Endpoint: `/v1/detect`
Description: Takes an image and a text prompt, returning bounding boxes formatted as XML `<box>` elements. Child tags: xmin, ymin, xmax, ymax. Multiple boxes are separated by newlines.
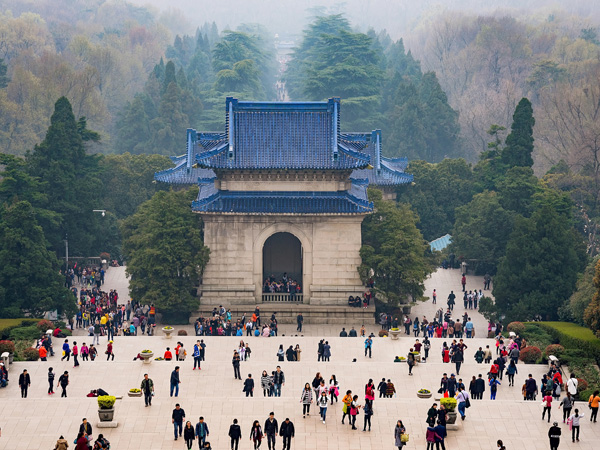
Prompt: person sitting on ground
<box><xmin>54</xmin><ymin>435</ymin><xmax>69</xmax><ymax>450</ymax></box>
<box><xmin>93</xmin><ymin>433</ymin><xmax>110</xmax><ymax>449</ymax></box>
<box><xmin>164</xmin><ymin>347</ymin><xmax>173</xmax><ymax>360</ymax></box>
<box><xmin>339</xmin><ymin>328</ymin><xmax>348</xmax><ymax>337</ymax></box>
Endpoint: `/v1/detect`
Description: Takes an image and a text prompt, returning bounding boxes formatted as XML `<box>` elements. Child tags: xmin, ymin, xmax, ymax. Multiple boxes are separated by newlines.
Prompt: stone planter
<box><xmin>389</xmin><ymin>329</ymin><xmax>401</xmax><ymax>340</ymax></box>
<box><xmin>140</xmin><ymin>352</ymin><xmax>154</xmax><ymax>364</ymax></box>
<box><xmin>417</xmin><ymin>391</ymin><xmax>432</xmax><ymax>399</ymax></box>
<box><xmin>162</xmin><ymin>328</ymin><xmax>173</xmax><ymax>339</ymax></box>
<box><xmin>98</xmin><ymin>408</ymin><xmax>115</xmax><ymax>422</ymax></box>
<box><xmin>128</xmin><ymin>391</ymin><xmax>142</xmax><ymax>398</ymax></box>
<box><xmin>446</xmin><ymin>411</ymin><xmax>458</xmax><ymax>425</ymax></box>
<box><xmin>413</xmin><ymin>353</ymin><xmax>421</xmax><ymax>362</ymax></box>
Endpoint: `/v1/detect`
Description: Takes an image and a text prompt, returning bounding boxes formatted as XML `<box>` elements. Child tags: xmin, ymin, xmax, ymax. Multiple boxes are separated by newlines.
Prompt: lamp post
<box><xmin>64</xmin><ymin>232</ymin><xmax>68</xmax><ymax>270</ymax></box>
<box><xmin>93</xmin><ymin>209</ymin><xmax>106</xmax><ymax>217</ymax></box>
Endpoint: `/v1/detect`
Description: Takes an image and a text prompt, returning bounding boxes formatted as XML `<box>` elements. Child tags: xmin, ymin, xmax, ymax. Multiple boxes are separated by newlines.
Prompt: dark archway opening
<box><xmin>262</xmin><ymin>232</ymin><xmax>303</xmax><ymax>299</ymax></box>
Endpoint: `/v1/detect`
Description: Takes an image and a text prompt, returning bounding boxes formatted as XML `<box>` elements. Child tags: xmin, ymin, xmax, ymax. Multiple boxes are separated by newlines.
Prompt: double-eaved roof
<box><xmin>154</xmin><ymin>97</ymin><xmax>413</xmax><ymax>215</ymax></box>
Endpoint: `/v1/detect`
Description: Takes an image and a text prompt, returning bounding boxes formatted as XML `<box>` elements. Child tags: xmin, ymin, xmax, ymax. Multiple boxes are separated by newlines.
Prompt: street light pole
<box><xmin>64</xmin><ymin>232</ymin><xmax>69</xmax><ymax>269</ymax></box>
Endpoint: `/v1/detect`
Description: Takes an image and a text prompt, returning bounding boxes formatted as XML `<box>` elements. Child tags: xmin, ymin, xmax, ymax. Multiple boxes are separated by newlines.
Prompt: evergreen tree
<box><xmin>0</xmin><ymin>58</ymin><xmax>8</xmax><ymax>89</ymax></box>
<box><xmin>150</xmin><ymin>81</ymin><xmax>189</xmax><ymax>156</ymax></box>
<box><xmin>0</xmin><ymin>201</ymin><xmax>75</xmax><ymax>318</ymax></box>
<box><xmin>121</xmin><ymin>189</ymin><xmax>210</xmax><ymax>322</ymax></box>
<box><xmin>501</xmin><ymin>98</ymin><xmax>535</xmax><ymax>168</ymax></box>
<box><xmin>115</xmin><ymin>95</ymin><xmax>152</xmax><ymax>154</ymax></box>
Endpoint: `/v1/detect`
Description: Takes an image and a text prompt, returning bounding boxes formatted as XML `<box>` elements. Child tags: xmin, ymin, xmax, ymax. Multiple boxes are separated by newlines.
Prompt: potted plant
<box><xmin>412</xmin><ymin>351</ymin><xmax>421</xmax><ymax>362</ymax></box>
<box><xmin>440</xmin><ymin>397</ymin><xmax>458</xmax><ymax>425</ymax></box>
<box><xmin>140</xmin><ymin>349</ymin><xmax>154</xmax><ymax>364</ymax></box>
<box><xmin>128</xmin><ymin>388</ymin><xmax>142</xmax><ymax>397</ymax></box>
<box><xmin>417</xmin><ymin>389</ymin><xmax>432</xmax><ymax>399</ymax></box>
<box><xmin>162</xmin><ymin>326</ymin><xmax>174</xmax><ymax>339</ymax></box>
<box><xmin>97</xmin><ymin>395</ymin><xmax>116</xmax><ymax>422</ymax></box>
<box><xmin>389</xmin><ymin>328</ymin><xmax>401</xmax><ymax>340</ymax></box>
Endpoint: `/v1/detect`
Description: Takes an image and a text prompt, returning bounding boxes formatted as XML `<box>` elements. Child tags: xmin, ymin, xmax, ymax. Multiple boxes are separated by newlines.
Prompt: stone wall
<box><xmin>199</xmin><ymin>214</ymin><xmax>366</xmax><ymax>307</ymax></box>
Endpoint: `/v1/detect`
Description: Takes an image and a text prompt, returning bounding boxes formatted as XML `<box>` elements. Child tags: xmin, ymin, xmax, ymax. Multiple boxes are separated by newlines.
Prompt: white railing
<box><xmin>262</xmin><ymin>293</ymin><xmax>303</xmax><ymax>303</ymax></box>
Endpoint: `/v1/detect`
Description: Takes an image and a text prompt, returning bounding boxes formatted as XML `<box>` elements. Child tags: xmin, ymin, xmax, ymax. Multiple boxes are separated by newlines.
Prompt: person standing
<box><xmin>301</xmin><ymin>383</ymin><xmax>313</xmax><ymax>417</ymax></box>
<box><xmin>461</xmin><ymin>274</ymin><xmax>466</xmax><ymax>292</ymax></box>
<box><xmin>57</xmin><ymin>371</ymin><xmax>69</xmax><ymax>397</ymax></box>
<box><xmin>93</xmin><ymin>321</ymin><xmax>101</xmax><ymax>345</ymax></box>
<box><xmin>432</xmin><ymin>289</ymin><xmax>437</xmax><ymax>304</ymax></box>
<box><xmin>363</xmin><ymin>400</ymin><xmax>373</xmax><ymax>431</ymax></box>
<box><xmin>566</xmin><ymin>373</ymin><xmax>578</xmax><ymax>402</ymax></box>
<box><xmin>447</xmin><ymin>291</ymin><xmax>455</xmax><ymax>311</ymax></box>
<box><xmin>170</xmin><ymin>366</ymin><xmax>181</xmax><ymax>397</ymax></box>
<box><xmin>394</xmin><ymin>420</ymin><xmax>406</xmax><ymax>449</ymax></box>
<box><xmin>548</xmin><ymin>421</ymin><xmax>561</xmax><ymax>450</ymax></box>
<box><xmin>318</xmin><ymin>391</ymin><xmax>329</xmax><ymax>423</ymax></box>
<box><xmin>559</xmin><ymin>393</ymin><xmax>573</xmax><ymax>423</ymax></box>
<box><xmin>280</xmin><ymin>418</ymin><xmax>294</xmax><ymax>450</ymax></box>
<box><xmin>273</xmin><ymin>366</ymin><xmax>285</xmax><ymax>397</ymax></box>
<box><xmin>172</xmin><ymin>404</ymin><xmax>186</xmax><ymax>440</ymax></box>
<box><xmin>364</xmin><ymin>337</ymin><xmax>373</xmax><ymax>358</ymax></box>
<box><xmin>342</xmin><ymin>390</ymin><xmax>353</xmax><ymax>424</ymax></box>
<box><xmin>193</xmin><ymin>341</ymin><xmax>201</xmax><ymax>370</ymax></box>
<box><xmin>542</xmin><ymin>391</ymin><xmax>553</xmax><ymax>422</ymax></box>
<box><xmin>243</xmin><ymin>374</ymin><xmax>255</xmax><ymax>397</ymax></box>
<box><xmin>434</xmin><ymin>420</ymin><xmax>447</xmax><ymax>450</ymax></box>
<box><xmin>47</xmin><ymin>367</ymin><xmax>55</xmax><ymax>395</ymax></box>
<box><xmin>183</xmin><ymin>421</ymin><xmax>195</xmax><ymax>450</ymax></box>
<box><xmin>72</xmin><ymin>341</ymin><xmax>79</xmax><ymax>367</ymax></box>
<box><xmin>232</xmin><ymin>351</ymin><xmax>241</xmax><ymax>380</ymax></box>
<box><xmin>18</xmin><ymin>369</ymin><xmax>31</xmax><ymax>398</ymax></box>
<box><xmin>568</xmin><ymin>409</ymin><xmax>584</xmax><ymax>442</ymax></box>
<box><xmin>407</xmin><ymin>349</ymin><xmax>415</xmax><ymax>376</ymax></box>
<box><xmin>78</xmin><ymin>418</ymin><xmax>92</xmax><ymax>437</ymax></box>
<box><xmin>106</xmin><ymin>340</ymin><xmax>114</xmax><ymax>361</ymax></box>
<box><xmin>195</xmin><ymin>416</ymin><xmax>209</xmax><ymax>448</ymax></box>
<box><xmin>249</xmin><ymin>420</ymin><xmax>262</xmax><ymax>450</ymax></box>
<box><xmin>141</xmin><ymin>373</ymin><xmax>154</xmax><ymax>407</ymax></box>
<box><xmin>296</xmin><ymin>313</ymin><xmax>303</xmax><ymax>332</ymax></box>
<box><xmin>228</xmin><ymin>418</ymin><xmax>242</xmax><ymax>450</ymax></box>
<box><xmin>350</xmin><ymin>395</ymin><xmax>361</xmax><ymax>430</ymax></box>
<box><xmin>322</xmin><ymin>341</ymin><xmax>331</xmax><ymax>361</ymax></box>
<box><xmin>264</xmin><ymin>412</ymin><xmax>278</xmax><ymax>450</ymax></box>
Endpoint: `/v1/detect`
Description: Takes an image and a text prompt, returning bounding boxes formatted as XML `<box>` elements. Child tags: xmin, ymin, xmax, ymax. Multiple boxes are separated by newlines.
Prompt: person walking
<box><xmin>61</xmin><ymin>339</ymin><xmax>71</xmax><ymax>361</ymax></box>
<box><xmin>280</xmin><ymin>418</ymin><xmax>294</xmax><ymax>450</ymax></box>
<box><xmin>364</xmin><ymin>337</ymin><xmax>372</xmax><ymax>358</ymax></box>
<box><xmin>264</xmin><ymin>412</ymin><xmax>278</xmax><ymax>450</ymax></box>
<box><xmin>273</xmin><ymin>366</ymin><xmax>285</xmax><ymax>397</ymax></box>
<box><xmin>243</xmin><ymin>374</ymin><xmax>255</xmax><ymax>397</ymax></box>
<box><xmin>18</xmin><ymin>369</ymin><xmax>31</xmax><ymax>398</ymax></box>
<box><xmin>506</xmin><ymin>360</ymin><xmax>518</xmax><ymax>386</ymax></box>
<box><xmin>57</xmin><ymin>371</ymin><xmax>69</xmax><ymax>397</ymax></box>
<box><xmin>172</xmin><ymin>403</ymin><xmax>186</xmax><ymax>441</ymax></box>
<box><xmin>228</xmin><ymin>418</ymin><xmax>242</xmax><ymax>450</ymax></box>
<box><xmin>193</xmin><ymin>341</ymin><xmax>202</xmax><ymax>370</ymax></box>
<box><xmin>567</xmin><ymin>374</ymin><xmax>579</xmax><ymax>402</ymax></box>
<box><xmin>342</xmin><ymin>390</ymin><xmax>353</xmax><ymax>425</ymax></box>
<box><xmin>232</xmin><ymin>351</ymin><xmax>241</xmax><ymax>380</ymax></box>
<box><xmin>106</xmin><ymin>340</ymin><xmax>114</xmax><ymax>361</ymax></box>
<box><xmin>568</xmin><ymin>409</ymin><xmax>584</xmax><ymax>442</ymax></box>
<box><xmin>72</xmin><ymin>341</ymin><xmax>79</xmax><ymax>367</ymax></box>
<box><xmin>318</xmin><ymin>391</ymin><xmax>329</xmax><ymax>423</ymax></box>
<box><xmin>559</xmin><ymin>392</ymin><xmax>573</xmax><ymax>423</ymax></box>
<box><xmin>141</xmin><ymin>373</ymin><xmax>154</xmax><ymax>406</ymax></box>
<box><xmin>296</xmin><ymin>313</ymin><xmax>303</xmax><ymax>332</ymax></box>
<box><xmin>394</xmin><ymin>420</ymin><xmax>406</xmax><ymax>449</ymax></box>
<box><xmin>170</xmin><ymin>366</ymin><xmax>181</xmax><ymax>397</ymax></box>
<box><xmin>407</xmin><ymin>349</ymin><xmax>415</xmax><ymax>376</ymax></box>
<box><xmin>195</xmin><ymin>416</ymin><xmax>209</xmax><ymax>448</ymax></box>
<box><xmin>588</xmin><ymin>390</ymin><xmax>600</xmax><ymax>422</ymax></box>
<box><xmin>183</xmin><ymin>421</ymin><xmax>195</xmax><ymax>450</ymax></box>
<box><xmin>489</xmin><ymin>377</ymin><xmax>501</xmax><ymax>400</ymax></box>
<box><xmin>249</xmin><ymin>420</ymin><xmax>262</xmax><ymax>450</ymax></box>
<box><xmin>549</xmin><ymin>421</ymin><xmax>561</xmax><ymax>450</ymax></box>
<box><xmin>261</xmin><ymin>370</ymin><xmax>272</xmax><ymax>397</ymax></box>
<box><xmin>47</xmin><ymin>367</ymin><xmax>55</xmax><ymax>395</ymax></box>
<box><xmin>456</xmin><ymin>387</ymin><xmax>469</xmax><ymax>420</ymax></box>
<box><xmin>301</xmin><ymin>383</ymin><xmax>313</xmax><ymax>417</ymax></box>
<box><xmin>542</xmin><ymin>391</ymin><xmax>553</xmax><ymax>422</ymax></box>
<box><xmin>329</xmin><ymin>375</ymin><xmax>339</xmax><ymax>404</ymax></box>
<box><xmin>363</xmin><ymin>399</ymin><xmax>373</xmax><ymax>431</ymax></box>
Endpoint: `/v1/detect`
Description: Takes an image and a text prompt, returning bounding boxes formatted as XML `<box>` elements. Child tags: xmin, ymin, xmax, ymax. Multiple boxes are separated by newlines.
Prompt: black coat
<box><xmin>18</xmin><ymin>373</ymin><xmax>30</xmax><ymax>387</ymax></box>
<box><xmin>183</xmin><ymin>425</ymin><xmax>195</xmax><ymax>440</ymax></box>
<box><xmin>264</xmin><ymin>418</ymin><xmax>278</xmax><ymax>435</ymax></box>
<box><xmin>280</xmin><ymin>421</ymin><xmax>295</xmax><ymax>437</ymax></box>
<box><xmin>228</xmin><ymin>424</ymin><xmax>242</xmax><ymax>439</ymax></box>
<box><xmin>475</xmin><ymin>378</ymin><xmax>486</xmax><ymax>393</ymax></box>
<box><xmin>243</xmin><ymin>378</ymin><xmax>254</xmax><ymax>392</ymax></box>
<box><xmin>79</xmin><ymin>422</ymin><xmax>92</xmax><ymax>436</ymax></box>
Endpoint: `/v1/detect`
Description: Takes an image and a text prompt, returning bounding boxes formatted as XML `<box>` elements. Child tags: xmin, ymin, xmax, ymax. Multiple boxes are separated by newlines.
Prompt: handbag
<box><xmin>401</xmin><ymin>433</ymin><xmax>409</xmax><ymax>443</ymax></box>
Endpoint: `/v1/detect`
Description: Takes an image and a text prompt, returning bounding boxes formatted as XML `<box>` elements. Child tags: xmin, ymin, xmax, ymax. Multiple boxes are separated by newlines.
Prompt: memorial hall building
<box><xmin>155</xmin><ymin>97</ymin><xmax>412</xmax><ymax>322</ymax></box>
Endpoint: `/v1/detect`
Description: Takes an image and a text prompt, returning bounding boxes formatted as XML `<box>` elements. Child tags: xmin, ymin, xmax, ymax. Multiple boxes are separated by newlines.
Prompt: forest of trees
<box><xmin>2</xmin><ymin>0</ymin><xmax>600</xmax><ymax>329</ymax></box>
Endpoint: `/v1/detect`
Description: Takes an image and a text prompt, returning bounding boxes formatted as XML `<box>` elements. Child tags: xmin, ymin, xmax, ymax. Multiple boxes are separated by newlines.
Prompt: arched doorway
<box><xmin>262</xmin><ymin>232</ymin><xmax>303</xmax><ymax>301</ymax></box>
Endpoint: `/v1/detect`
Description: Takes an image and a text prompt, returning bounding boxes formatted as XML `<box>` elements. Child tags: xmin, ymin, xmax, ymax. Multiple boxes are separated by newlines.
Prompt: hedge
<box><xmin>0</xmin><ymin>319</ymin><xmax>44</xmax><ymax>340</ymax></box>
<box><xmin>544</xmin><ymin>344</ymin><xmax>565</xmax><ymax>359</ymax></box>
<box><xmin>507</xmin><ymin>322</ymin><xmax>526</xmax><ymax>334</ymax></box>
<box><xmin>9</xmin><ymin>325</ymin><xmax>42</xmax><ymax>341</ymax></box>
<box><xmin>21</xmin><ymin>347</ymin><xmax>39</xmax><ymax>361</ymax></box>
<box><xmin>536</xmin><ymin>322</ymin><xmax>600</xmax><ymax>363</ymax></box>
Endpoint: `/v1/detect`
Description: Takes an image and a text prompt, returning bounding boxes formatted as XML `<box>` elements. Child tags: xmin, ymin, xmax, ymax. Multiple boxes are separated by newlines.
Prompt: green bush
<box><xmin>544</xmin><ymin>344</ymin><xmax>565</xmax><ymax>359</ymax></box>
<box><xmin>537</xmin><ymin>322</ymin><xmax>600</xmax><ymax>364</ymax></box>
<box><xmin>440</xmin><ymin>397</ymin><xmax>457</xmax><ymax>411</ymax></box>
<box><xmin>97</xmin><ymin>395</ymin><xmax>116</xmax><ymax>409</ymax></box>
<box><xmin>9</xmin><ymin>325</ymin><xmax>41</xmax><ymax>341</ymax></box>
<box><xmin>519</xmin><ymin>346</ymin><xmax>542</xmax><ymax>363</ymax></box>
<box><xmin>0</xmin><ymin>319</ymin><xmax>30</xmax><ymax>340</ymax></box>
<box><xmin>507</xmin><ymin>322</ymin><xmax>526</xmax><ymax>334</ymax></box>
<box><xmin>0</xmin><ymin>340</ymin><xmax>15</xmax><ymax>354</ymax></box>
<box><xmin>21</xmin><ymin>347</ymin><xmax>39</xmax><ymax>361</ymax></box>
<box><xmin>560</xmin><ymin>349</ymin><xmax>587</xmax><ymax>365</ymax></box>
<box><xmin>36</xmin><ymin>319</ymin><xmax>54</xmax><ymax>332</ymax></box>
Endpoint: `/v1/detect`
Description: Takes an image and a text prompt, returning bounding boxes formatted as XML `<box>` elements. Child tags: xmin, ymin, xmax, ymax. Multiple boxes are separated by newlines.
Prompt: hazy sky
<box><xmin>130</xmin><ymin>0</ymin><xmax>600</xmax><ymax>39</ymax></box>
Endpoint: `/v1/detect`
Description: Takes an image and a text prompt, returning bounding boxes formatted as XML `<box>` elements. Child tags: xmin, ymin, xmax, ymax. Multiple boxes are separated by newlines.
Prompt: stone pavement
<box><xmin>1</xmin><ymin>268</ymin><xmax>598</xmax><ymax>449</ymax></box>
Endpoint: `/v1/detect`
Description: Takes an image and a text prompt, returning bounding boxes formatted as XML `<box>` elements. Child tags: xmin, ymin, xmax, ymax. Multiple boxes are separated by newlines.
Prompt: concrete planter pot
<box><xmin>162</xmin><ymin>328</ymin><xmax>173</xmax><ymax>339</ymax></box>
<box><xmin>417</xmin><ymin>391</ymin><xmax>432</xmax><ymax>399</ymax></box>
<box><xmin>389</xmin><ymin>329</ymin><xmax>401</xmax><ymax>340</ymax></box>
<box><xmin>98</xmin><ymin>408</ymin><xmax>115</xmax><ymax>422</ymax></box>
<box><xmin>446</xmin><ymin>411</ymin><xmax>458</xmax><ymax>425</ymax></box>
<box><xmin>128</xmin><ymin>391</ymin><xmax>142</xmax><ymax>397</ymax></box>
<box><xmin>141</xmin><ymin>352</ymin><xmax>154</xmax><ymax>364</ymax></box>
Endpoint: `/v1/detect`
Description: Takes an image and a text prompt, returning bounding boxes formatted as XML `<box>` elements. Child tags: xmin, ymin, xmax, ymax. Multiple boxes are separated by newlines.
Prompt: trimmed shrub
<box><xmin>9</xmin><ymin>325</ymin><xmax>41</xmax><ymax>341</ymax></box>
<box><xmin>544</xmin><ymin>344</ymin><xmax>565</xmax><ymax>359</ymax></box>
<box><xmin>507</xmin><ymin>322</ymin><xmax>526</xmax><ymax>334</ymax></box>
<box><xmin>97</xmin><ymin>395</ymin><xmax>116</xmax><ymax>409</ymax></box>
<box><xmin>519</xmin><ymin>346</ymin><xmax>542</xmax><ymax>363</ymax></box>
<box><xmin>0</xmin><ymin>340</ymin><xmax>15</xmax><ymax>354</ymax></box>
<box><xmin>177</xmin><ymin>330</ymin><xmax>187</xmax><ymax>336</ymax></box>
<box><xmin>537</xmin><ymin>322</ymin><xmax>600</xmax><ymax>364</ymax></box>
<box><xmin>440</xmin><ymin>397</ymin><xmax>457</xmax><ymax>411</ymax></box>
<box><xmin>21</xmin><ymin>347</ymin><xmax>39</xmax><ymax>361</ymax></box>
<box><xmin>36</xmin><ymin>319</ymin><xmax>54</xmax><ymax>332</ymax></box>
<box><xmin>577</xmin><ymin>378</ymin><xmax>589</xmax><ymax>393</ymax></box>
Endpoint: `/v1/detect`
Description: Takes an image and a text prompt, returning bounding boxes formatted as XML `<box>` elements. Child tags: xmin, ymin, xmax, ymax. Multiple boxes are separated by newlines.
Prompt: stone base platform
<box><xmin>97</xmin><ymin>421</ymin><xmax>118</xmax><ymax>428</ymax></box>
<box><xmin>193</xmin><ymin>303</ymin><xmax>376</xmax><ymax>325</ymax></box>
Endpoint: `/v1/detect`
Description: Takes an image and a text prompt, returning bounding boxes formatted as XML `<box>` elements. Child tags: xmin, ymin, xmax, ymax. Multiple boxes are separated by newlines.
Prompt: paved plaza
<box><xmin>0</xmin><ymin>268</ymin><xmax>599</xmax><ymax>449</ymax></box>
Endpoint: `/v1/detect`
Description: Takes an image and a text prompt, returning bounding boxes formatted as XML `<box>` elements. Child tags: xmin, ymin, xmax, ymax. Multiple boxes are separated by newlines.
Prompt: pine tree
<box><xmin>501</xmin><ymin>98</ymin><xmax>535</xmax><ymax>168</ymax></box>
<box><xmin>0</xmin><ymin>58</ymin><xmax>8</xmax><ymax>89</ymax></box>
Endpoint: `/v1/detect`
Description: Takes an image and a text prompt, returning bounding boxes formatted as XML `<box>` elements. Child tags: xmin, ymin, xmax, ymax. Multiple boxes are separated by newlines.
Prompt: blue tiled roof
<box><xmin>430</xmin><ymin>234</ymin><xmax>452</xmax><ymax>252</ymax></box>
<box><xmin>154</xmin><ymin>157</ymin><xmax>216</xmax><ymax>184</ymax></box>
<box><xmin>192</xmin><ymin>182</ymin><xmax>373</xmax><ymax>215</ymax></box>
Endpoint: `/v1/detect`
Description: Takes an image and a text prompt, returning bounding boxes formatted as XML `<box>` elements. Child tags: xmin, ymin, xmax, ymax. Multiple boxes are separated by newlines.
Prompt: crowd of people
<box><xmin>263</xmin><ymin>273</ymin><xmax>302</xmax><ymax>296</ymax></box>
